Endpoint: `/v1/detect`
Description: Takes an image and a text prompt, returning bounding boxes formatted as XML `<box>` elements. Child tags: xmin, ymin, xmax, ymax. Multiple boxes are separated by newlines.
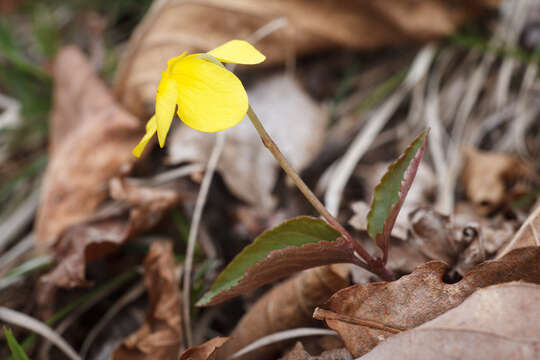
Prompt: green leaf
<box><xmin>197</xmin><ymin>217</ymin><xmax>355</xmax><ymax>306</ymax></box>
<box><xmin>367</xmin><ymin>129</ymin><xmax>428</xmax><ymax>262</ymax></box>
<box><xmin>4</xmin><ymin>328</ymin><xmax>30</xmax><ymax>360</ymax></box>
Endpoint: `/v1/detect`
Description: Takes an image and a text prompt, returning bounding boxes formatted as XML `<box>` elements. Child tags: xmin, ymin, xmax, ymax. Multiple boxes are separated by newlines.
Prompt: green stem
<box><xmin>246</xmin><ymin>106</ymin><xmax>394</xmax><ymax>281</ymax></box>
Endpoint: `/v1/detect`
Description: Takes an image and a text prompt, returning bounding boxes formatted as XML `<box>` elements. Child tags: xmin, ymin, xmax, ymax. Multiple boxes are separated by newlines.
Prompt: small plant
<box><xmin>132</xmin><ymin>40</ymin><xmax>428</xmax><ymax>306</ymax></box>
<box><xmin>4</xmin><ymin>327</ymin><xmax>30</xmax><ymax>360</ymax></box>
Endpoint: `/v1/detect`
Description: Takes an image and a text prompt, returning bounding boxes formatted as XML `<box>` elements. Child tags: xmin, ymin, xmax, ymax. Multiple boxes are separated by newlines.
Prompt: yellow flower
<box><xmin>132</xmin><ymin>40</ymin><xmax>266</xmax><ymax>157</ymax></box>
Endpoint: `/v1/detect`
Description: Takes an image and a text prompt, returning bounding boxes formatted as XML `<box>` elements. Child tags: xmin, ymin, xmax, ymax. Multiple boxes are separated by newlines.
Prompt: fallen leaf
<box><xmin>281</xmin><ymin>342</ymin><xmax>352</xmax><ymax>360</ymax></box>
<box><xmin>40</xmin><ymin>178</ymin><xmax>182</xmax><ymax>289</ymax></box>
<box><xmin>216</xmin><ymin>265</ymin><xmax>350</xmax><ymax>360</ymax></box>
<box><xmin>359</xmin><ymin>282</ymin><xmax>540</xmax><ymax>360</ymax></box>
<box><xmin>462</xmin><ymin>148</ymin><xmax>536</xmax><ymax>213</ymax></box>
<box><xmin>314</xmin><ymin>246</ymin><xmax>540</xmax><ymax>357</ymax></box>
<box><xmin>168</xmin><ymin>74</ymin><xmax>325</xmax><ymax>209</ymax></box>
<box><xmin>112</xmin><ymin>241</ymin><xmax>183</xmax><ymax>360</ymax></box>
<box><xmin>198</xmin><ymin>217</ymin><xmax>354</xmax><ymax>307</ymax></box>
<box><xmin>367</xmin><ymin>130</ymin><xmax>428</xmax><ymax>262</ymax></box>
<box><xmin>35</xmin><ymin>46</ymin><xmax>141</xmax><ymax>248</ymax></box>
<box><xmin>114</xmin><ymin>0</ymin><xmax>499</xmax><ymax>116</ymax></box>
<box><xmin>179</xmin><ymin>337</ymin><xmax>229</xmax><ymax>360</ymax></box>
<box><xmin>497</xmin><ymin>205</ymin><xmax>540</xmax><ymax>258</ymax></box>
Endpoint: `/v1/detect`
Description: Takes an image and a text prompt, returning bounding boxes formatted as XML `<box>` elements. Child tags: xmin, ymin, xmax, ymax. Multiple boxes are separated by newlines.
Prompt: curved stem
<box><xmin>247</xmin><ymin>106</ymin><xmax>394</xmax><ymax>281</ymax></box>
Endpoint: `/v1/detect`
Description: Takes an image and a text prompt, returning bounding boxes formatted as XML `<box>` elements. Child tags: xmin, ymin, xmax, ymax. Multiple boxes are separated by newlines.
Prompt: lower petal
<box><xmin>132</xmin><ymin>115</ymin><xmax>157</xmax><ymax>158</ymax></box>
<box><xmin>155</xmin><ymin>76</ymin><xmax>178</xmax><ymax>147</ymax></box>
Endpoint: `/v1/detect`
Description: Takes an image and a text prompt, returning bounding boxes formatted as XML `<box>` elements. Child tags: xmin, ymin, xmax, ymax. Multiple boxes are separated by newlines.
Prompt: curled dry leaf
<box><xmin>35</xmin><ymin>46</ymin><xmax>141</xmax><ymax>248</ymax></box>
<box><xmin>114</xmin><ymin>0</ymin><xmax>500</xmax><ymax>116</ymax></box>
<box><xmin>497</xmin><ymin>205</ymin><xmax>540</xmax><ymax>258</ymax></box>
<box><xmin>359</xmin><ymin>282</ymin><xmax>540</xmax><ymax>360</ymax></box>
<box><xmin>168</xmin><ymin>74</ymin><xmax>325</xmax><ymax>209</ymax></box>
<box><xmin>112</xmin><ymin>241</ymin><xmax>183</xmax><ymax>360</ymax></box>
<box><xmin>462</xmin><ymin>148</ymin><xmax>537</xmax><ymax>213</ymax></box>
<box><xmin>179</xmin><ymin>337</ymin><xmax>229</xmax><ymax>360</ymax></box>
<box><xmin>40</xmin><ymin>178</ymin><xmax>182</xmax><ymax>290</ymax></box>
<box><xmin>280</xmin><ymin>342</ymin><xmax>352</xmax><ymax>360</ymax></box>
<box><xmin>314</xmin><ymin>246</ymin><xmax>540</xmax><ymax>357</ymax></box>
<box><xmin>215</xmin><ymin>265</ymin><xmax>350</xmax><ymax>360</ymax></box>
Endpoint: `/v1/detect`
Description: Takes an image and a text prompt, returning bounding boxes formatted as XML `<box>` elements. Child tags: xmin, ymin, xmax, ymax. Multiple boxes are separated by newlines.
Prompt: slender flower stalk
<box><xmin>246</xmin><ymin>106</ymin><xmax>394</xmax><ymax>281</ymax></box>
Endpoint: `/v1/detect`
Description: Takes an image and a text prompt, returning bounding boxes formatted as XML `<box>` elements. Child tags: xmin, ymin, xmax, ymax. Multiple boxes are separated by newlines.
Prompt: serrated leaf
<box><xmin>4</xmin><ymin>328</ymin><xmax>30</xmax><ymax>360</ymax></box>
<box><xmin>197</xmin><ymin>216</ymin><xmax>355</xmax><ymax>306</ymax></box>
<box><xmin>367</xmin><ymin>129</ymin><xmax>428</xmax><ymax>262</ymax></box>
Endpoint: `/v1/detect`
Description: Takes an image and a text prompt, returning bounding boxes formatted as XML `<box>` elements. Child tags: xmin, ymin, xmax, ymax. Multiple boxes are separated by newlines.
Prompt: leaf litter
<box><xmin>1</xmin><ymin>1</ymin><xmax>540</xmax><ymax>360</ymax></box>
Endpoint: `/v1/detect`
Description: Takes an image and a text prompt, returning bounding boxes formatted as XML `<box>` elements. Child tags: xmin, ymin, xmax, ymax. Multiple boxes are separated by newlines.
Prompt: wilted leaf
<box><xmin>40</xmin><ymin>178</ymin><xmax>182</xmax><ymax>290</ymax></box>
<box><xmin>112</xmin><ymin>241</ymin><xmax>183</xmax><ymax>360</ymax></box>
<box><xmin>4</xmin><ymin>328</ymin><xmax>30</xmax><ymax>360</ymax></box>
<box><xmin>35</xmin><ymin>46</ymin><xmax>141</xmax><ymax>248</ymax></box>
<box><xmin>462</xmin><ymin>148</ymin><xmax>537</xmax><ymax>213</ymax></box>
<box><xmin>359</xmin><ymin>283</ymin><xmax>540</xmax><ymax>360</ymax></box>
<box><xmin>114</xmin><ymin>0</ymin><xmax>499</xmax><ymax>116</ymax></box>
<box><xmin>216</xmin><ymin>265</ymin><xmax>350</xmax><ymax>360</ymax></box>
<box><xmin>366</xmin><ymin>130</ymin><xmax>428</xmax><ymax>261</ymax></box>
<box><xmin>315</xmin><ymin>246</ymin><xmax>540</xmax><ymax>357</ymax></box>
<box><xmin>197</xmin><ymin>217</ymin><xmax>354</xmax><ymax>306</ymax></box>
<box><xmin>497</xmin><ymin>205</ymin><xmax>540</xmax><ymax>258</ymax></box>
<box><xmin>280</xmin><ymin>342</ymin><xmax>352</xmax><ymax>360</ymax></box>
<box><xmin>179</xmin><ymin>337</ymin><xmax>229</xmax><ymax>360</ymax></box>
<box><xmin>168</xmin><ymin>74</ymin><xmax>326</xmax><ymax>209</ymax></box>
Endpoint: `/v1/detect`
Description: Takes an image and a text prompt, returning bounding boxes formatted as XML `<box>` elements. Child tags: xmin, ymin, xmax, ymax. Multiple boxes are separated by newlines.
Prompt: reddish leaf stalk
<box><xmin>247</xmin><ymin>106</ymin><xmax>394</xmax><ymax>281</ymax></box>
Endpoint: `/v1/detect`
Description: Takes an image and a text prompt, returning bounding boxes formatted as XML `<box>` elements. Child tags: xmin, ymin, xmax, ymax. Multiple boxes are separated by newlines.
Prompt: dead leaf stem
<box><xmin>313</xmin><ymin>308</ymin><xmax>402</xmax><ymax>334</ymax></box>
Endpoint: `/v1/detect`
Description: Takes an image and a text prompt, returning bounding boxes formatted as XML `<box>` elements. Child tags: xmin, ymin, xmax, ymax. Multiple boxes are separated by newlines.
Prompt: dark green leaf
<box><xmin>198</xmin><ymin>217</ymin><xmax>355</xmax><ymax>306</ymax></box>
<box><xmin>367</xmin><ymin>130</ymin><xmax>428</xmax><ymax>262</ymax></box>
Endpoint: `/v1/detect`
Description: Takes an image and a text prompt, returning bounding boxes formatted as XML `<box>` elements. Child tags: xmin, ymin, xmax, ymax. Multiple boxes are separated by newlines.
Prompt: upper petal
<box><xmin>171</xmin><ymin>55</ymin><xmax>248</xmax><ymax>132</ymax></box>
<box><xmin>207</xmin><ymin>40</ymin><xmax>265</xmax><ymax>65</ymax></box>
<box><xmin>155</xmin><ymin>74</ymin><xmax>178</xmax><ymax>147</ymax></box>
<box><xmin>132</xmin><ymin>115</ymin><xmax>157</xmax><ymax>158</ymax></box>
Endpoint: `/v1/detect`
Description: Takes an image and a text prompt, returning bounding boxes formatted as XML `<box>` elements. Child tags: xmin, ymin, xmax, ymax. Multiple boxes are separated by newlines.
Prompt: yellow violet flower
<box><xmin>132</xmin><ymin>40</ymin><xmax>266</xmax><ymax>157</ymax></box>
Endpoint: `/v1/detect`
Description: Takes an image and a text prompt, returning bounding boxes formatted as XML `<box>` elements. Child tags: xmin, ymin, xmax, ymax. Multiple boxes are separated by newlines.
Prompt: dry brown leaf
<box><xmin>112</xmin><ymin>241</ymin><xmax>183</xmax><ymax>360</ymax></box>
<box><xmin>359</xmin><ymin>282</ymin><xmax>540</xmax><ymax>360</ymax></box>
<box><xmin>497</xmin><ymin>205</ymin><xmax>540</xmax><ymax>258</ymax></box>
<box><xmin>114</xmin><ymin>0</ymin><xmax>499</xmax><ymax>116</ymax></box>
<box><xmin>168</xmin><ymin>74</ymin><xmax>325</xmax><ymax>209</ymax></box>
<box><xmin>462</xmin><ymin>148</ymin><xmax>536</xmax><ymax>213</ymax></box>
<box><xmin>178</xmin><ymin>337</ymin><xmax>229</xmax><ymax>360</ymax></box>
<box><xmin>215</xmin><ymin>265</ymin><xmax>350</xmax><ymax>360</ymax></box>
<box><xmin>281</xmin><ymin>342</ymin><xmax>352</xmax><ymax>360</ymax></box>
<box><xmin>314</xmin><ymin>246</ymin><xmax>540</xmax><ymax>357</ymax></box>
<box><xmin>40</xmin><ymin>178</ymin><xmax>182</xmax><ymax>290</ymax></box>
<box><xmin>35</xmin><ymin>46</ymin><xmax>142</xmax><ymax>248</ymax></box>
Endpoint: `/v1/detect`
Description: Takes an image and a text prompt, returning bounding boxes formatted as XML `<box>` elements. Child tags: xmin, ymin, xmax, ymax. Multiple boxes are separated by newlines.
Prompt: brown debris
<box><xmin>280</xmin><ymin>342</ymin><xmax>352</xmax><ymax>360</ymax></box>
<box><xmin>35</xmin><ymin>46</ymin><xmax>142</xmax><ymax>248</ymax></box>
<box><xmin>315</xmin><ymin>247</ymin><xmax>540</xmax><ymax>357</ymax></box>
<box><xmin>40</xmin><ymin>178</ymin><xmax>182</xmax><ymax>290</ymax></box>
<box><xmin>497</xmin><ymin>205</ymin><xmax>540</xmax><ymax>258</ymax></box>
<box><xmin>112</xmin><ymin>241</ymin><xmax>183</xmax><ymax>360</ymax></box>
<box><xmin>215</xmin><ymin>265</ymin><xmax>350</xmax><ymax>360</ymax></box>
<box><xmin>114</xmin><ymin>0</ymin><xmax>499</xmax><ymax>116</ymax></box>
<box><xmin>360</xmin><ymin>283</ymin><xmax>540</xmax><ymax>360</ymax></box>
<box><xmin>178</xmin><ymin>337</ymin><xmax>229</xmax><ymax>360</ymax></box>
<box><xmin>462</xmin><ymin>148</ymin><xmax>536</xmax><ymax>213</ymax></box>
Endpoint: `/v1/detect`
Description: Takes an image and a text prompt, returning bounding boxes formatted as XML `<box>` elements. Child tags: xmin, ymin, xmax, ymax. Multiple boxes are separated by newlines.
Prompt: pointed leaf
<box><xmin>367</xmin><ymin>129</ymin><xmax>428</xmax><ymax>262</ymax></box>
<box><xmin>197</xmin><ymin>217</ymin><xmax>355</xmax><ymax>306</ymax></box>
<box><xmin>4</xmin><ymin>328</ymin><xmax>30</xmax><ymax>360</ymax></box>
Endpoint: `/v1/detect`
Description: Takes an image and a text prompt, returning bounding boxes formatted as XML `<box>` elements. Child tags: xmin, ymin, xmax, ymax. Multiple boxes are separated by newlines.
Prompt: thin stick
<box><xmin>228</xmin><ymin>328</ymin><xmax>337</xmax><ymax>360</ymax></box>
<box><xmin>247</xmin><ymin>106</ymin><xmax>395</xmax><ymax>281</ymax></box>
<box><xmin>313</xmin><ymin>308</ymin><xmax>403</xmax><ymax>334</ymax></box>
<box><xmin>0</xmin><ymin>307</ymin><xmax>81</xmax><ymax>360</ymax></box>
<box><xmin>183</xmin><ymin>133</ymin><xmax>225</xmax><ymax>347</ymax></box>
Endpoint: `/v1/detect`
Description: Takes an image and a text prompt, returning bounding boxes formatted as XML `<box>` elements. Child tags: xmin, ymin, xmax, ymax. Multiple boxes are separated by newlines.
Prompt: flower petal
<box><xmin>172</xmin><ymin>56</ymin><xmax>248</xmax><ymax>132</ymax></box>
<box><xmin>132</xmin><ymin>115</ymin><xmax>157</xmax><ymax>158</ymax></box>
<box><xmin>155</xmin><ymin>74</ymin><xmax>178</xmax><ymax>147</ymax></box>
<box><xmin>207</xmin><ymin>40</ymin><xmax>265</xmax><ymax>65</ymax></box>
